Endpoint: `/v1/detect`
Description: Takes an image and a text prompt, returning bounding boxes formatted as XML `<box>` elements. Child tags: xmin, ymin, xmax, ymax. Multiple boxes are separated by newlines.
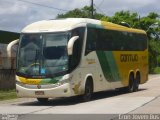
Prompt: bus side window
<box><xmin>85</xmin><ymin>28</ymin><xmax>97</xmax><ymax>55</ymax></box>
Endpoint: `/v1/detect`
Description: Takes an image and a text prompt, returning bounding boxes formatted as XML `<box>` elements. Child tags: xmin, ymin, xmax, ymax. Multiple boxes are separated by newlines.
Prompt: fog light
<box><xmin>64</xmin><ymin>89</ymin><xmax>68</xmax><ymax>93</ymax></box>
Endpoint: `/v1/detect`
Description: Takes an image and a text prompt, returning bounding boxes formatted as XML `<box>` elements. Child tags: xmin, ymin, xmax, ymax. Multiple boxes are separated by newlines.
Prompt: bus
<box><xmin>8</xmin><ymin>18</ymin><xmax>148</xmax><ymax>102</ymax></box>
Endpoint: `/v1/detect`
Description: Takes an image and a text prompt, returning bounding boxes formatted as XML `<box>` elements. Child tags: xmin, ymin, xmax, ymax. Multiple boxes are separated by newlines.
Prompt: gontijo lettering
<box><xmin>120</xmin><ymin>54</ymin><xmax>138</xmax><ymax>62</ymax></box>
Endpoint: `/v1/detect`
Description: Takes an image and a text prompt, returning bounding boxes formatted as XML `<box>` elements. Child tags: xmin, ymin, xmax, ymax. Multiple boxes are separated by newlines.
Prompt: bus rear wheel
<box><xmin>82</xmin><ymin>79</ymin><xmax>93</xmax><ymax>102</ymax></box>
<box><xmin>133</xmin><ymin>74</ymin><xmax>140</xmax><ymax>92</ymax></box>
<box><xmin>37</xmin><ymin>98</ymin><xmax>48</xmax><ymax>103</ymax></box>
<box><xmin>127</xmin><ymin>74</ymin><xmax>134</xmax><ymax>93</ymax></box>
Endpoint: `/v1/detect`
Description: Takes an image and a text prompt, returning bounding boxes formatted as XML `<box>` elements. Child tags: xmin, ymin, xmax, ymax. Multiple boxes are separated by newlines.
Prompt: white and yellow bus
<box><xmin>11</xmin><ymin>18</ymin><xmax>148</xmax><ymax>102</ymax></box>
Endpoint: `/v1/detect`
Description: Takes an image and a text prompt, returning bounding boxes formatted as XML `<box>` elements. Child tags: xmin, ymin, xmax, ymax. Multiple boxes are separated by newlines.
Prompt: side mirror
<box><xmin>67</xmin><ymin>36</ymin><xmax>79</xmax><ymax>55</ymax></box>
<box><xmin>7</xmin><ymin>39</ymin><xmax>19</xmax><ymax>57</ymax></box>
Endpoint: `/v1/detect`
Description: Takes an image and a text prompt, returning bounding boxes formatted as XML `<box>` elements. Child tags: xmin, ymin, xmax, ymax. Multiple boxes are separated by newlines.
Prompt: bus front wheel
<box><xmin>82</xmin><ymin>79</ymin><xmax>93</xmax><ymax>102</ymax></box>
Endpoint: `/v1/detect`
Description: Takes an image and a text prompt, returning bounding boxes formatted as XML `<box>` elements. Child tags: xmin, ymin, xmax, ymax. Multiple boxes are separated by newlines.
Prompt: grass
<box><xmin>0</xmin><ymin>89</ymin><xmax>17</xmax><ymax>101</ymax></box>
<box><xmin>153</xmin><ymin>67</ymin><xmax>160</xmax><ymax>74</ymax></box>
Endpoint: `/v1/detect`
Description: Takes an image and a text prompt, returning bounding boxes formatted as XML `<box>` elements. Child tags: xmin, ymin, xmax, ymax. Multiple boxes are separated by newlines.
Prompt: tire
<box><xmin>133</xmin><ymin>74</ymin><xmax>140</xmax><ymax>92</ymax></box>
<box><xmin>127</xmin><ymin>74</ymin><xmax>134</xmax><ymax>93</ymax></box>
<box><xmin>37</xmin><ymin>98</ymin><xmax>48</xmax><ymax>103</ymax></box>
<box><xmin>82</xmin><ymin>80</ymin><xmax>93</xmax><ymax>102</ymax></box>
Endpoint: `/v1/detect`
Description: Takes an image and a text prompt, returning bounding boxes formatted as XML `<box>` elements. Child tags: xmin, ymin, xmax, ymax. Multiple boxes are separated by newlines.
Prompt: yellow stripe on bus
<box><xmin>18</xmin><ymin>76</ymin><xmax>42</xmax><ymax>85</ymax></box>
<box><xmin>101</xmin><ymin>21</ymin><xmax>146</xmax><ymax>34</ymax></box>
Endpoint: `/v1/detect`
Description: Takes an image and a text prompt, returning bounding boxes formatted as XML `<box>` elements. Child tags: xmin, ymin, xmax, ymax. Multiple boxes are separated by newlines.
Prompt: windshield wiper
<box><xmin>34</xmin><ymin>50</ymin><xmax>40</xmax><ymax>69</ymax></box>
<box><xmin>35</xmin><ymin>49</ymin><xmax>42</xmax><ymax>75</ymax></box>
<box><xmin>35</xmin><ymin>50</ymin><xmax>38</xmax><ymax>65</ymax></box>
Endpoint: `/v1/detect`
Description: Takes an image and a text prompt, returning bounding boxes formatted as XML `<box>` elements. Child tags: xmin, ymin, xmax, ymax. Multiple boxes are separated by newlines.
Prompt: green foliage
<box><xmin>152</xmin><ymin>67</ymin><xmax>160</xmax><ymax>74</ymax></box>
<box><xmin>0</xmin><ymin>89</ymin><xmax>17</xmax><ymax>101</ymax></box>
<box><xmin>100</xmin><ymin>16</ymin><xmax>109</xmax><ymax>21</ymax></box>
<box><xmin>140</xmin><ymin>17</ymin><xmax>157</xmax><ymax>31</ymax></box>
<box><xmin>57</xmin><ymin>6</ymin><xmax>91</xmax><ymax>18</ymax></box>
<box><xmin>149</xmin><ymin>39</ymin><xmax>160</xmax><ymax>72</ymax></box>
<box><xmin>57</xmin><ymin>6</ymin><xmax>106</xmax><ymax>19</ymax></box>
<box><xmin>0</xmin><ymin>30</ymin><xmax>20</xmax><ymax>44</ymax></box>
<box><xmin>148</xmin><ymin>12</ymin><xmax>159</xmax><ymax>19</ymax></box>
<box><xmin>109</xmin><ymin>11</ymin><xmax>139</xmax><ymax>28</ymax></box>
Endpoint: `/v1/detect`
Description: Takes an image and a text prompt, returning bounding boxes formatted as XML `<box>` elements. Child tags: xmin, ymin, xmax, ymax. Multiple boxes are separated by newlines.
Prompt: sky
<box><xmin>0</xmin><ymin>0</ymin><xmax>159</xmax><ymax>32</ymax></box>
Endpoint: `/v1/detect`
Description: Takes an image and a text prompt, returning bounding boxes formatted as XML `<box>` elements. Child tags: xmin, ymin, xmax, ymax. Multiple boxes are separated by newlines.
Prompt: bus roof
<box><xmin>21</xmin><ymin>18</ymin><xmax>146</xmax><ymax>34</ymax></box>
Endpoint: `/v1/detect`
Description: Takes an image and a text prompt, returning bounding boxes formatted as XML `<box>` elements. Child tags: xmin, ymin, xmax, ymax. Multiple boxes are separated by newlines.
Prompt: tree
<box><xmin>148</xmin><ymin>12</ymin><xmax>159</xmax><ymax>19</ymax></box>
<box><xmin>57</xmin><ymin>6</ymin><xmax>107</xmax><ymax>20</ymax></box>
<box><xmin>109</xmin><ymin>11</ymin><xmax>139</xmax><ymax>28</ymax></box>
<box><xmin>149</xmin><ymin>39</ymin><xmax>160</xmax><ymax>71</ymax></box>
<box><xmin>0</xmin><ymin>30</ymin><xmax>19</xmax><ymax>44</ymax></box>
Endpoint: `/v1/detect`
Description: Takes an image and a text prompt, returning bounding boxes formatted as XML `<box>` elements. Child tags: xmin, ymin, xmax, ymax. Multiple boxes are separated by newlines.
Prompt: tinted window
<box><xmin>85</xmin><ymin>27</ymin><xmax>147</xmax><ymax>55</ymax></box>
<box><xmin>85</xmin><ymin>28</ymin><xmax>97</xmax><ymax>55</ymax></box>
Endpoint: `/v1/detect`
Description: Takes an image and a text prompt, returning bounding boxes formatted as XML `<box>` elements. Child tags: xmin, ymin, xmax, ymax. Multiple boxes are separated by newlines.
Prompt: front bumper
<box><xmin>16</xmin><ymin>83</ymin><xmax>73</xmax><ymax>98</ymax></box>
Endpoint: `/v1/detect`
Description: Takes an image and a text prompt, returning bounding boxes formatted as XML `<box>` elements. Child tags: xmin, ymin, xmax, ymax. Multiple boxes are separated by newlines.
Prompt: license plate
<box><xmin>35</xmin><ymin>91</ymin><xmax>44</xmax><ymax>95</ymax></box>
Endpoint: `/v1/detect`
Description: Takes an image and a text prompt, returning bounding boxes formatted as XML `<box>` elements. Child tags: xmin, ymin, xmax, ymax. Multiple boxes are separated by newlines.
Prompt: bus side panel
<box><xmin>95</xmin><ymin>51</ymin><xmax>124</xmax><ymax>89</ymax></box>
<box><xmin>112</xmin><ymin>50</ymin><xmax>148</xmax><ymax>86</ymax></box>
<box><xmin>80</xmin><ymin>51</ymin><xmax>113</xmax><ymax>93</ymax></box>
<box><xmin>95</xmin><ymin>50</ymin><xmax>148</xmax><ymax>88</ymax></box>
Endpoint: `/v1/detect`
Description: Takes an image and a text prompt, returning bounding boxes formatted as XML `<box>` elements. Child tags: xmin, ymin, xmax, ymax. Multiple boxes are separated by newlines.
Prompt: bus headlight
<box><xmin>59</xmin><ymin>74</ymin><xmax>73</xmax><ymax>85</ymax></box>
<box><xmin>15</xmin><ymin>76</ymin><xmax>24</xmax><ymax>86</ymax></box>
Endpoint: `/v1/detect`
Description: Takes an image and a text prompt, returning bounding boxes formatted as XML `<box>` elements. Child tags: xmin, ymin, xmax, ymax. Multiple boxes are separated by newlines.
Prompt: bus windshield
<box><xmin>17</xmin><ymin>32</ymin><xmax>69</xmax><ymax>77</ymax></box>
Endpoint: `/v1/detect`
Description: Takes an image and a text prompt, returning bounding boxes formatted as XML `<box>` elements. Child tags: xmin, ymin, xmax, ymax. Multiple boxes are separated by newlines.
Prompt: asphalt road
<box><xmin>0</xmin><ymin>75</ymin><xmax>160</xmax><ymax>120</ymax></box>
